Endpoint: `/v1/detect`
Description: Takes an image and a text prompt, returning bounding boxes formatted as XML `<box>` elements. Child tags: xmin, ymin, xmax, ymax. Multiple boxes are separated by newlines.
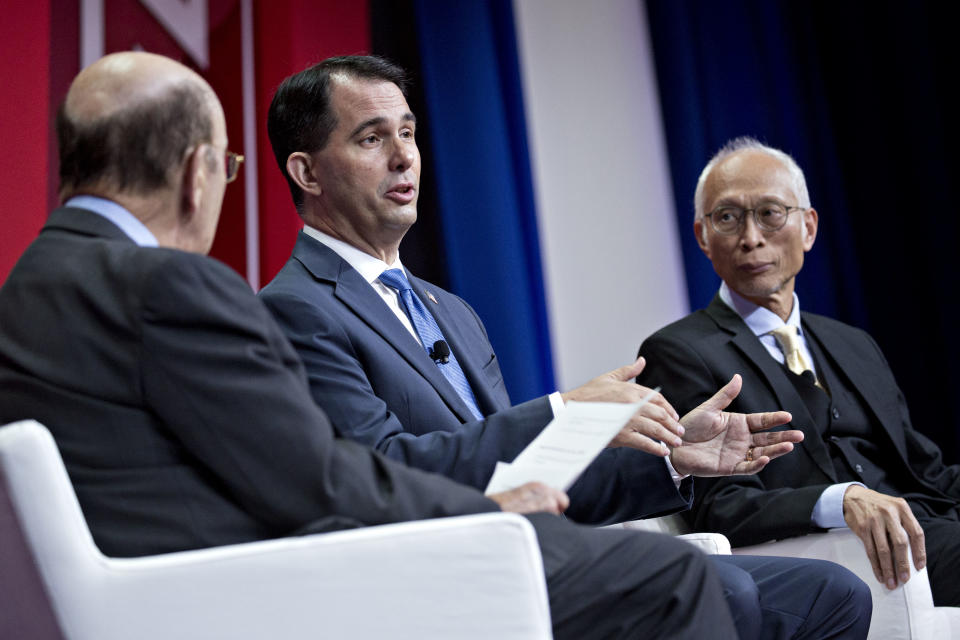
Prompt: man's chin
<box><xmin>385</xmin><ymin>207</ymin><xmax>417</xmax><ymax>228</ymax></box>
<box><xmin>728</xmin><ymin>277</ymin><xmax>787</xmax><ymax>301</ymax></box>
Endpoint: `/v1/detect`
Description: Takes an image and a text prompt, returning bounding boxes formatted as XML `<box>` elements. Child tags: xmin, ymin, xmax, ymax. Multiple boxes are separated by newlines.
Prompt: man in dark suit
<box><xmin>0</xmin><ymin>51</ymin><xmax>745</xmax><ymax>640</ymax></box>
<box><xmin>260</xmin><ymin>56</ymin><xmax>872</xmax><ymax>640</ymax></box>
<box><xmin>638</xmin><ymin>136</ymin><xmax>960</xmax><ymax>606</ymax></box>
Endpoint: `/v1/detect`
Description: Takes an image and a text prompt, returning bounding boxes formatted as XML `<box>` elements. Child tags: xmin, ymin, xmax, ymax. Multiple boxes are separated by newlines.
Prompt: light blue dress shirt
<box><xmin>65</xmin><ymin>195</ymin><xmax>158</xmax><ymax>247</ymax></box>
<box><xmin>717</xmin><ymin>282</ymin><xmax>861</xmax><ymax>529</ymax></box>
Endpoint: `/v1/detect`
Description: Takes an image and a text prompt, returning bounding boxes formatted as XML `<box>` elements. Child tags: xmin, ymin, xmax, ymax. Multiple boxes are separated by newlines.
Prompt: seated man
<box><xmin>0</xmin><ymin>51</ymin><xmax>741</xmax><ymax>640</ymax></box>
<box><xmin>260</xmin><ymin>55</ymin><xmax>871</xmax><ymax>639</ymax></box>
<box><xmin>638</xmin><ymin>136</ymin><xmax>960</xmax><ymax>606</ymax></box>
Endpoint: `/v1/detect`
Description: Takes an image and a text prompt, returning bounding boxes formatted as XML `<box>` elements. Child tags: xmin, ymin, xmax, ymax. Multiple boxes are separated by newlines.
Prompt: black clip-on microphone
<box><xmin>430</xmin><ymin>340</ymin><xmax>451</xmax><ymax>364</ymax></box>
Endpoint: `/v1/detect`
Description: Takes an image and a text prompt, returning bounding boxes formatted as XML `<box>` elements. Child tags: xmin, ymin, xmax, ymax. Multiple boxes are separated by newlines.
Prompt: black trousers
<box><xmin>528</xmin><ymin>513</ymin><xmax>737</xmax><ymax>640</ymax></box>
<box><xmin>713</xmin><ymin>555</ymin><xmax>871</xmax><ymax>640</ymax></box>
<box><xmin>528</xmin><ymin>514</ymin><xmax>871</xmax><ymax>640</ymax></box>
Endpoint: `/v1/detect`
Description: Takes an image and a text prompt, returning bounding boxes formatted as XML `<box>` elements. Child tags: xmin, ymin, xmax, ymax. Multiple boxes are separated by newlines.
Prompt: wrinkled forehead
<box><xmin>704</xmin><ymin>150</ymin><xmax>797</xmax><ymax>208</ymax></box>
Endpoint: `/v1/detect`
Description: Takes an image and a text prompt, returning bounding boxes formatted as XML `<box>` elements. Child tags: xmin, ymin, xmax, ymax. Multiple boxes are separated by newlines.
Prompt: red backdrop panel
<box><xmin>1</xmin><ymin>0</ymin><xmax>369</xmax><ymax>287</ymax></box>
<box><xmin>253</xmin><ymin>0</ymin><xmax>370</xmax><ymax>286</ymax></box>
<box><xmin>1</xmin><ymin>2</ymin><xmax>52</xmax><ymax>284</ymax></box>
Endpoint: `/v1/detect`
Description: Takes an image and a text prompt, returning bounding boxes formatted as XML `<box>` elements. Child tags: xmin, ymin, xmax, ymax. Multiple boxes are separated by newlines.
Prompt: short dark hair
<box><xmin>267</xmin><ymin>55</ymin><xmax>408</xmax><ymax>211</ymax></box>
<box><xmin>57</xmin><ymin>84</ymin><xmax>212</xmax><ymax>195</ymax></box>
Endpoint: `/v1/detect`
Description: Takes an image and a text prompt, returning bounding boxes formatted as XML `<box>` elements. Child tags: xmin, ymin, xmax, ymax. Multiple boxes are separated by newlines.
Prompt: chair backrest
<box><xmin>0</xmin><ymin>453</ymin><xmax>66</xmax><ymax>640</ymax></box>
<box><xmin>0</xmin><ymin>421</ymin><xmax>108</xmax><ymax>607</ymax></box>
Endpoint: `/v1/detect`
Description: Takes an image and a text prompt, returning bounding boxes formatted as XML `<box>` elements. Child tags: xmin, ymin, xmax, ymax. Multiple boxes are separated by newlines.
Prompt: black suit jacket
<box><xmin>638</xmin><ymin>295</ymin><xmax>960</xmax><ymax>546</ymax></box>
<box><xmin>0</xmin><ymin>208</ymin><xmax>496</xmax><ymax>557</ymax></box>
<box><xmin>259</xmin><ymin>232</ymin><xmax>692</xmax><ymax>526</ymax></box>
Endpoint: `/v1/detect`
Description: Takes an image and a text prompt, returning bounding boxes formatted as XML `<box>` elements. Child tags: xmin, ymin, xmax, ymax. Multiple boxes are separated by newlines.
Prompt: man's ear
<box><xmin>286</xmin><ymin>152</ymin><xmax>323</xmax><ymax>197</ymax></box>
<box><xmin>180</xmin><ymin>144</ymin><xmax>208</xmax><ymax>219</ymax></box>
<box><xmin>694</xmin><ymin>219</ymin><xmax>711</xmax><ymax>256</ymax></box>
<box><xmin>802</xmin><ymin>207</ymin><xmax>818</xmax><ymax>251</ymax></box>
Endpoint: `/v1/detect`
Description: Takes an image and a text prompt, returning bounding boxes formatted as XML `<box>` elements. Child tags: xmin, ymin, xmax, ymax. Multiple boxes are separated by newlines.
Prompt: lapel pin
<box><xmin>427</xmin><ymin>291</ymin><xmax>438</xmax><ymax>305</ymax></box>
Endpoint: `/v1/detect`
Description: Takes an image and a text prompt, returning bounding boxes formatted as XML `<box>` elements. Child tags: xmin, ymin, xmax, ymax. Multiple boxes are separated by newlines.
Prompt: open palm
<box><xmin>670</xmin><ymin>375</ymin><xmax>801</xmax><ymax>477</ymax></box>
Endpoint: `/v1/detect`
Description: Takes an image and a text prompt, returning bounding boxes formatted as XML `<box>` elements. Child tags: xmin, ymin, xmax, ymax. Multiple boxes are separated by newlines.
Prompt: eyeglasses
<box><xmin>225</xmin><ymin>150</ymin><xmax>244</xmax><ymax>184</ymax></box>
<box><xmin>704</xmin><ymin>202</ymin><xmax>805</xmax><ymax>235</ymax></box>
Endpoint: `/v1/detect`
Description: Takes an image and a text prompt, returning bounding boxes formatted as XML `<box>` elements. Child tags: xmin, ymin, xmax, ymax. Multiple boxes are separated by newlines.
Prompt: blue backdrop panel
<box><xmin>413</xmin><ymin>0</ymin><xmax>554</xmax><ymax>402</ymax></box>
<box><xmin>645</xmin><ymin>0</ymin><xmax>865</xmax><ymax>324</ymax></box>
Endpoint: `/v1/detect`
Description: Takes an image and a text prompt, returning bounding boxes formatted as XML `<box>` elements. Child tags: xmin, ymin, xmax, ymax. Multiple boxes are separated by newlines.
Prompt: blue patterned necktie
<box><xmin>379</xmin><ymin>269</ymin><xmax>483</xmax><ymax>420</ymax></box>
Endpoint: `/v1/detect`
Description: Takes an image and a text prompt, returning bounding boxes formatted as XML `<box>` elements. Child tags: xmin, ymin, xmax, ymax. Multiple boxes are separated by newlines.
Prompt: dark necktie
<box><xmin>379</xmin><ymin>268</ymin><xmax>483</xmax><ymax>420</ymax></box>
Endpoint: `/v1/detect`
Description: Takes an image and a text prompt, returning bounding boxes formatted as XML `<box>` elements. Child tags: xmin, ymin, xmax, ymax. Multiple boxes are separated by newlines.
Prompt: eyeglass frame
<box><xmin>703</xmin><ymin>201</ymin><xmax>807</xmax><ymax>235</ymax></box>
<box><xmin>225</xmin><ymin>150</ymin><xmax>244</xmax><ymax>184</ymax></box>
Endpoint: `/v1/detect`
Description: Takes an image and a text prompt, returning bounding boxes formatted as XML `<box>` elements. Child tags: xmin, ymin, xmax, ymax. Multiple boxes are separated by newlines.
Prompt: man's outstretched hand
<box><xmin>670</xmin><ymin>374</ymin><xmax>802</xmax><ymax>477</ymax></box>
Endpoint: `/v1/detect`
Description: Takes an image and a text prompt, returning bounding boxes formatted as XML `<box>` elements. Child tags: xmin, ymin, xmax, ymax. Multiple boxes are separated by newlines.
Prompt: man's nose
<box><xmin>390</xmin><ymin>138</ymin><xmax>417</xmax><ymax>172</ymax></box>
<box><xmin>738</xmin><ymin>213</ymin><xmax>765</xmax><ymax>249</ymax></box>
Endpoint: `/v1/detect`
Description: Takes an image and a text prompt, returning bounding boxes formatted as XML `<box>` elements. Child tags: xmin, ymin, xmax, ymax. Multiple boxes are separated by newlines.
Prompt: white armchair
<box><xmin>0</xmin><ymin>420</ymin><xmax>552</xmax><ymax>640</ymax></box>
<box><xmin>624</xmin><ymin>514</ymin><xmax>960</xmax><ymax>640</ymax></box>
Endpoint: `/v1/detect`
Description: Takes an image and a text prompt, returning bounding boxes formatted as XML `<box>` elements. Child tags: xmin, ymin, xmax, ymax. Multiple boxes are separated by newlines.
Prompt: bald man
<box><xmin>0</xmin><ymin>52</ymin><xmax>745</xmax><ymax>640</ymax></box>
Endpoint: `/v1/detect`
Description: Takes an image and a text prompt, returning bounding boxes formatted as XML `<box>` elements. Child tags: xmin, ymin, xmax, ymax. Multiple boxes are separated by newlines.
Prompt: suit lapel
<box><xmin>292</xmin><ymin>234</ymin><xmax>476</xmax><ymax>422</ymax></box>
<box><xmin>706</xmin><ymin>296</ymin><xmax>837</xmax><ymax>481</ymax></box>
<box><xmin>802</xmin><ymin>315</ymin><xmax>910</xmax><ymax>455</ymax></box>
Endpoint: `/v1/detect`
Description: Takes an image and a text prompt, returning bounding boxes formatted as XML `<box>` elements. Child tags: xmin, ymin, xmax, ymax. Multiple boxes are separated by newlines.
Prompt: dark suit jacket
<box><xmin>259</xmin><ymin>232</ymin><xmax>691</xmax><ymax>525</ymax></box>
<box><xmin>0</xmin><ymin>208</ymin><xmax>497</xmax><ymax>557</ymax></box>
<box><xmin>638</xmin><ymin>294</ymin><xmax>960</xmax><ymax>546</ymax></box>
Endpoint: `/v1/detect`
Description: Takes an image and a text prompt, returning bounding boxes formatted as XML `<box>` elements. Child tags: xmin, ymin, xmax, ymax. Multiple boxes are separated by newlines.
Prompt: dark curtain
<box><xmin>646</xmin><ymin>0</ymin><xmax>960</xmax><ymax>463</ymax></box>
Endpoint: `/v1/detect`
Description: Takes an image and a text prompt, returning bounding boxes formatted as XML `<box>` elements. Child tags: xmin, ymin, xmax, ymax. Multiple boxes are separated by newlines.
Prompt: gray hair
<box><xmin>693</xmin><ymin>136</ymin><xmax>811</xmax><ymax>223</ymax></box>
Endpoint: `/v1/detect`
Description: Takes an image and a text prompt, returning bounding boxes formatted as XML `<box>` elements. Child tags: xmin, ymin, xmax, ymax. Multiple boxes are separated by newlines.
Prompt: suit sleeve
<box><xmin>638</xmin><ymin>331</ymin><xmax>829</xmax><ymax>546</ymax></box>
<box><xmin>138</xmin><ymin>254</ymin><xmax>498</xmax><ymax>533</ymax></box>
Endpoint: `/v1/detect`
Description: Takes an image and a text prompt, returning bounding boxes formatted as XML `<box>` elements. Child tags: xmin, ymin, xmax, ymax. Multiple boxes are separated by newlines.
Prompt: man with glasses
<box><xmin>638</xmin><ymin>136</ymin><xmax>960</xmax><ymax>606</ymax></box>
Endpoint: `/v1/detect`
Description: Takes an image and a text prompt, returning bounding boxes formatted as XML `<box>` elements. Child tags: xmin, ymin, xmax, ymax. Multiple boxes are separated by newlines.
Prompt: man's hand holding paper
<box><xmin>488</xmin><ymin>482</ymin><xmax>570</xmax><ymax>515</ymax></box>
<box><xmin>561</xmin><ymin>357</ymin><xmax>684</xmax><ymax>457</ymax></box>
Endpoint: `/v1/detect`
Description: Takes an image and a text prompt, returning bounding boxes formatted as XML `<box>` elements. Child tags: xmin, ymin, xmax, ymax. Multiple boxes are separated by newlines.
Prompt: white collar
<box><xmin>64</xmin><ymin>195</ymin><xmax>158</xmax><ymax>247</ymax></box>
<box><xmin>718</xmin><ymin>281</ymin><xmax>803</xmax><ymax>338</ymax></box>
<box><xmin>302</xmin><ymin>225</ymin><xmax>405</xmax><ymax>283</ymax></box>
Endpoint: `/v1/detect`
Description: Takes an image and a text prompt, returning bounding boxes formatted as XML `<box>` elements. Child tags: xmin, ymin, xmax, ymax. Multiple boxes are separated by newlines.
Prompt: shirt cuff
<box><xmin>664</xmin><ymin>455</ymin><xmax>688</xmax><ymax>488</ymax></box>
<box><xmin>811</xmin><ymin>482</ymin><xmax>864</xmax><ymax>529</ymax></box>
<box><xmin>547</xmin><ymin>391</ymin><xmax>565</xmax><ymax>417</ymax></box>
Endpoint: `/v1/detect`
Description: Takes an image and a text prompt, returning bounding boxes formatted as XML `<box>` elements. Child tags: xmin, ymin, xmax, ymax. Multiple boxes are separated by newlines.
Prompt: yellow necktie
<box><xmin>770</xmin><ymin>325</ymin><xmax>819</xmax><ymax>384</ymax></box>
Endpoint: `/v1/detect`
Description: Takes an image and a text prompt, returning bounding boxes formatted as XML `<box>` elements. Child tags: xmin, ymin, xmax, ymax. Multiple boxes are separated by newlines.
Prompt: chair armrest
<box><xmin>676</xmin><ymin>532</ymin><xmax>732</xmax><ymax>555</ymax></box>
<box><xmin>734</xmin><ymin>529</ymin><xmax>947</xmax><ymax>640</ymax></box>
<box><xmin>52</xmin><ymin>513</ymin><xmax>552</xmax><ymax>640</ymax></box>
<box><xmin>605</xmin><ymin>516</ymin><xmax>731</xmax><ymax>555</ymax></box>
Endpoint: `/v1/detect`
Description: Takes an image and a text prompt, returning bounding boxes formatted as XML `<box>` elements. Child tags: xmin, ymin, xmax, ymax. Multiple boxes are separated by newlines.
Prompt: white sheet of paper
<box><xmin>484</xmin><ymin>389</ymin><xmax>659</xmax><ymax>495</ymax></box>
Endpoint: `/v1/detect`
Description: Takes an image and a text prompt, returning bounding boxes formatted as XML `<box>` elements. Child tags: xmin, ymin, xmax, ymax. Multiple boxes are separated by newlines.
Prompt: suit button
<box><xmin>831</xmin><ymin>407</ymin><xmax>840</xmax><ymax>420</ymax></box>
<box><xmin>855</xmin><ymin>464</ymin><xmax>864</xmax><ymax>474</ymax></box>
